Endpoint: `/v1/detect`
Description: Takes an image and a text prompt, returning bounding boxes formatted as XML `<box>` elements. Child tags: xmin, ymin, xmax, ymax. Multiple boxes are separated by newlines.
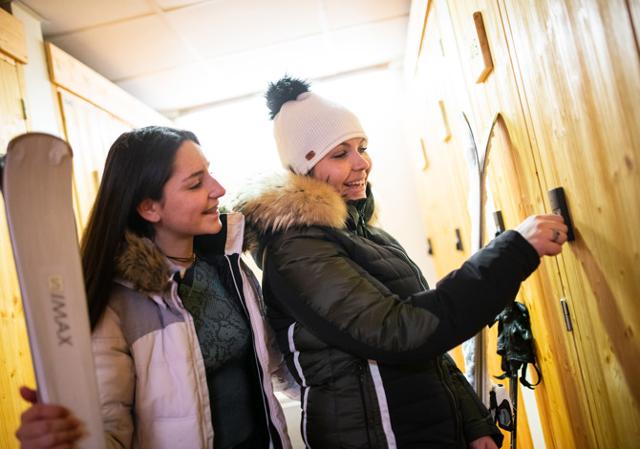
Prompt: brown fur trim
<box><xmin>232</xmin><ymin>173</ymin><xmax>348</xmax><ymax>240</ymax></box>
<box><xmin>114</xmin><ymin>231</ymin><xmax>171</xmax><ymax>294</ymax></box>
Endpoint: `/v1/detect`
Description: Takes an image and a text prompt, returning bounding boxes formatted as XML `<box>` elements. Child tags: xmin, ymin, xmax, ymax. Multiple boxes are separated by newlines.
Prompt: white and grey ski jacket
<box><xmin>92</xmin><ymin>213</ymin><xmax>295</xmax><ymax>449</ymax></box>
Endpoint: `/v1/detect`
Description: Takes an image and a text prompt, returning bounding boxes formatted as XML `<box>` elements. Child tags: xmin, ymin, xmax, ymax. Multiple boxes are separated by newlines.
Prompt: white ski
<box><xmin>1</xmin><ymin>133</ymin><xmax>105</xmax><ymax>449</ymax></box>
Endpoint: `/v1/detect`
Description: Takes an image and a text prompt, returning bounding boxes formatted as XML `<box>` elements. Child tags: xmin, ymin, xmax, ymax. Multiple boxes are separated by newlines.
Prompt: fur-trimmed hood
<box><xmin>232</xmin><ymin>173</ymin><xmax>375</xmax><ymax>253</ymax></box>
<box><xmin>112</xmin><ymin>213</ymin><xmax>246</xmax><ymax>295</ymax></box>
<box><xmin>114</xmin><ymin>231</ymin><xmax>174</xmax><ymax>295</ymax></box>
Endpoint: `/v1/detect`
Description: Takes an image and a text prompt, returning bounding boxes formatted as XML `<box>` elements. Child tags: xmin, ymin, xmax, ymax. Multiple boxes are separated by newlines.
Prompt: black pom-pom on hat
<box><xmin>266</xmin><ymin>76</ymin><xmax>310</xmax><ymax>120</ymax></box>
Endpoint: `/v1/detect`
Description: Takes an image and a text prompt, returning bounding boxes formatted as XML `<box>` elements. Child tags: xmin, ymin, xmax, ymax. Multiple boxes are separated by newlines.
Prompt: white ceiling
<box><xmin>17</xmin><ymin>0</ymin><xmax>411</xmax><ymax>117</ymax></box>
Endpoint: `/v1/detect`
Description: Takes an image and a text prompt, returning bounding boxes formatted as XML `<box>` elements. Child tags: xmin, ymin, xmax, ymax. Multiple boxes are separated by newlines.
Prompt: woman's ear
<box><xmin>137</xmin><ymin>198</ymin><xmax>161</xmax><ymax>223</ymax></box>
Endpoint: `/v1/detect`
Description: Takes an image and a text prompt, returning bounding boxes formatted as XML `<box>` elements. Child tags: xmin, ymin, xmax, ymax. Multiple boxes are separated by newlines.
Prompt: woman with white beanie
<box><xmin>234</xmin><ymin>76</ymin><xmax>568</xmax><ymax>449</ymax></box>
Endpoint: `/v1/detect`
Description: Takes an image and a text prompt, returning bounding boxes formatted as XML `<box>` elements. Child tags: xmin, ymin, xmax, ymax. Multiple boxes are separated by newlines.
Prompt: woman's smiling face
<box><xmin>148</xmin><ymin>140</ymin><xmax>226</xmax><ymax>242</ymax></box>
<box><xmin>311</xmin><ymin>137</ymin><xmax>371</xmax><ymax>200</ymax></box>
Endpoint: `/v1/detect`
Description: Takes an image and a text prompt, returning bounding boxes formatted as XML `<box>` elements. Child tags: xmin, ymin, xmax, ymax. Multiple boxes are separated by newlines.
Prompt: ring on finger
<box><xmin>551</xmin><ymin>228</ymin><xmax>560</xmax><ymax>243</ymax></box>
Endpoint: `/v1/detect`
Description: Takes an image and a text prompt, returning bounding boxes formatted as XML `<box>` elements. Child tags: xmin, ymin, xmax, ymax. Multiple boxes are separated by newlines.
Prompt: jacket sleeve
<box><xmin>442</xmin><ymin>355</ymin><xmax>504</xmax><ymax>446</ymax></box>
<box><xmin>264</xmin><ymin>229</ymin><xmax>539</xmax><ymax>364</ymax></box>
<box><xmin>92</xmin><ymin>306</ymin><xmax>135</xmax><ymax>449</ymax></box>
<box><xmin>409</xmin><ymin>230</ymin><xmax>539</xmax><ymax>357</ymax></box>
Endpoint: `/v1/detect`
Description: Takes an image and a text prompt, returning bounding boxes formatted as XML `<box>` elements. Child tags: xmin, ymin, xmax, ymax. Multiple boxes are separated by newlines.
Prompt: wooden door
<box><xmin>479</xmin><ymin>115</ymin><xmax>586</xmax><ymax>449</ymax></box>
<box><xmin>433</xmin><ymin>1</ymin><xmax>556</xmax><ymax>447</ymax></box>
<box><xmin>441</xmin><ymin>0</ymin><xmax>605</xmax><ymax>446</ymax></box>
<box><xmin>499</xmin><ymin>1</ymin><xmax>640</xmax><ymax>447</ymax></box>
<box><xmin>0</xmin><ymin>53</ymin><xmax>32</xmax><ymax>449</ymax></box>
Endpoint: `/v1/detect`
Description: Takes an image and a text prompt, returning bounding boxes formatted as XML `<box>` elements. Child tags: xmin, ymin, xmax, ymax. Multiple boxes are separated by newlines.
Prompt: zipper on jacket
<box><xmin>357</xmin><ymin>363</ymin><xmax>375</xmax><ymax>448</ymax></box>
<box><xmin>358</xmin><ymin>210</ymin><xmax>370</xmax><ymax>238</ymax></box>
<box><xmin>224</xmin><ymin>255</ymin><xmax>283</xmax><ymax>448</ymax></box>
<box><xmin>436</xmin><ymin>356</ymin><xmax>463</xmax><ymax>446</ymax></box>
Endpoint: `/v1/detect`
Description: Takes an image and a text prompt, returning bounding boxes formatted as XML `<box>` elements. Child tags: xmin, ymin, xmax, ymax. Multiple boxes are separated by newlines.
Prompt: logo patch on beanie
<box><xmin>305</xmin><ymin>150</ymin><xmax>316</xmax><ymax>161</ymax></box>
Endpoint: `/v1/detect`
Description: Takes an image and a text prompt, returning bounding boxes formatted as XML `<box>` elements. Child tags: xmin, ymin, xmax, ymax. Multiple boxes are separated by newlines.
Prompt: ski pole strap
<box><xmin>489</xmin><ymin>385</ymin><xmax>514</xmax><ymax>431</ymax></box>
<box><xmin>495</xmin><ymin>360</ymin><xmax>542</xmax><ymax>389</ymax></box>
<box><xmin>519</xmin><ymin>362</ymin><xmax>542</xmax><ymax>389</ymax></box>
<box><xmin>494</xmin><ymin>301</ymin><xmax>543</xmax><ymax>389</ymax></box>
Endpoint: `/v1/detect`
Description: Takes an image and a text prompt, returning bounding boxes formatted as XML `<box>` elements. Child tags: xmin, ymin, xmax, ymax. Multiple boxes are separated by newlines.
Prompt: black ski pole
<box><xmin>510</xmin><ymin>370</ymin><xmax>518</xmax><ymax>449</ymax></box>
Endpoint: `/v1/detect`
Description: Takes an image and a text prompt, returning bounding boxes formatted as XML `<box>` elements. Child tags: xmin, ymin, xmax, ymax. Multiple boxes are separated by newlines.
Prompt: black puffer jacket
<box><xmin>235</xmin><ymin>174</ymin><xmax>540</xmax><ymax>449</ymax></box>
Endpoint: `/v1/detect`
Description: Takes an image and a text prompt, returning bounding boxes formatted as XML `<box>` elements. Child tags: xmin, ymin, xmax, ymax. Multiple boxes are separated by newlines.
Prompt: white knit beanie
<box><xmin>267</xmin><ymin>77</ymin><xmax>367</xmax><ymax>175</ymax></box>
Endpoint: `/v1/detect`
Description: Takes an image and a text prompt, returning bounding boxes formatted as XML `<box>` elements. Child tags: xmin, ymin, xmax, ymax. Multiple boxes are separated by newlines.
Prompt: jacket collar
<box><xmin>233</xmin><ymin>173</ymin><xmax>375</xmax><ymax>252</ymax></box>
<box><xmin>114</xmin><ymin>212</ymin><xmax>245</xmax><ymax>295</ymax></box>
<box><xmin>344</xmin><ymin>184</ymin><xmax>375</xmax><ymax>234</ymax></box>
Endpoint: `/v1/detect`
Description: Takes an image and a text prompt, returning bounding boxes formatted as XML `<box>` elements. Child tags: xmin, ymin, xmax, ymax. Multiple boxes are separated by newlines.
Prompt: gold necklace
<box><xmin>164</xmin><ymin>253</ymin><xmax>196</xmax><ymax>264</ymax></box>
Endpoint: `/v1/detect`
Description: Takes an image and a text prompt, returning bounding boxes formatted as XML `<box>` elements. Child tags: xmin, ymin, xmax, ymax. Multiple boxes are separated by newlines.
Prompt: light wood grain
<box><xmin>501</xmin><ymin>1</ymin><xmax>640</xmax><ymax>447</ymax></box>
<box><xmin>481</xmin><ymin>114</ymin><xmax>585</xmax><ymax>449</ymax></box>
<box><xmin>56</xmin><ymin>90</ymin><xmax>130</xmax><ymax>231</ymax></box>
<box><xmin>0</xmin><ymin>51</ymin><xmax>31</xmax><ymax>449</ymax></box>
<box><xmin>410</xmin><ymin>0</ymin><xmax>640</xmax><ymax>447</ymax></box>
<box><xmin>0</xmin><ymin>8</ymin><xmax>27</xmax><ymax>64</ymax></box>
<box><xmin>411</xmin><ymin>0</ymin><xmax>475</xmax><ymax>370</ymax></box>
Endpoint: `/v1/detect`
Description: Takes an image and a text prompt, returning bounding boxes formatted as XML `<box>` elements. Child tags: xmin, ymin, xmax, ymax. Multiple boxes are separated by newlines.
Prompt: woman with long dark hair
<box><xmin>16</xmin><ymin>126</ymin><xmax>294</xmax><ymax>449</ymax></box>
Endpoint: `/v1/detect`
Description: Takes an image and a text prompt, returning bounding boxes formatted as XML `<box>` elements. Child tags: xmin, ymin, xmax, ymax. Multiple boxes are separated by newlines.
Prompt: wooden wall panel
<box><xmin>0</xmin><ymin>8</ymin><xmax>27</xmax><ymax>64</ymax></box>
<box><xmin>434</xmin><ymin>1</ymin><xmax>556</xmax><ymax>447</ymax></box>
<box><xmin>445</xmin><ymin>4</ymin><xmax>557</xmax><ymax>448</ymax></box>
<box><xmin>0</xmin><ymin>45</ymin><xmax>31</xmax><ymax>449</ymax></box>
<box><xmin>0</xmin><ymin>55</ymin><xmax>26</xmax><ymax>152</ymax></box>
<box><xmin>413</xmin><ymin>11</ymin><xmax>534</xmax><ymax>449</ymax></box>
<box><xmin>500</xmin><ymin>1</ymin><xmax>640</xmax><ymax>447</ymax></box>
<box><xmin>626</xmin><ymin>0</ymin><xmax>640</xmax><ymax>50</ymax></box>
<box><xmin>410</xmin><ymin>1</ymin><xmax>633</xmax><ymax>447</ymax></box>
<box><xmin>444</xmin><ymin>0</ymin><xmax>632</xmax><ymax>446</ymax></box>
<box><xmin>414</xmin><ymin>0</ymin><xmax>475</xmax><ymax>276</ymax></box>
<box><xmin>57</xmin><ymin>90</ymin><xmax>130</xmax><ymax>231</ymax></box>
<box><xmin>410</xmin><ymin>0</ymin><xmax>640</xmax><ymax>447</ymax></box>
<box><xmin>411</xmin><ymin>0</ymin><xmax>474</xmax><ymax>370</ymax></box>
<box><xmin>480</xmin><ymin>116</ymin><xmax>585</xmax><ymax>449</ymax></box>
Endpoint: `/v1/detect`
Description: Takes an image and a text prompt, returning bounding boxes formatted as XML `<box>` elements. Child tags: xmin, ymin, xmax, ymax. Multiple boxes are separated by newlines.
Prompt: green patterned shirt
<box><xmin>178</xmin><ymin>258</ymin><xmax>265</xmax><ymax>448</ymax></box>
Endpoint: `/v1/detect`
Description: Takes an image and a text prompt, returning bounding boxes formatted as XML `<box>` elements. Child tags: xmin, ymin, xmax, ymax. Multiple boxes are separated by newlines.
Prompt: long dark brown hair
<box><xmin>81</xmin><ymin>126</ymin><xmax>198</xmax><ymax>329</ymax></box>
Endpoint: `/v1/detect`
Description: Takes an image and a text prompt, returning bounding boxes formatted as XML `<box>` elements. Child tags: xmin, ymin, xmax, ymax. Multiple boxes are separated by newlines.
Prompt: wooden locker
<box><xmin>443</xmin><ymin>0</ymin><xmax>607</xmax><ymax>446</ymax></box>
<box><xmin>431</xmin><ymin>1</ymin><xmax>555</xmax><ymax>447</ymax></box>
<box><xmin>0</xmin><ymin>13</ymin><xmax>32</xmax><ymax>449</ymax></box>
<box><xmin>479</xmin><ymin>114</ymin><xmax>585</xmax><ymax>449</ymax></box>
<box><xmin>499</xmin><ymin>1</ymin><xmax>640</xmax><ymax>447</ymax></box>
<box><xmin>414</xmin><ymin>0</ymin><xmax>475</xmax><ymax>277</ymax></box>
<box><xmin>412</xmin><ymin>0</ymin><xmax>475</xmax><ymax>369</ymax></box>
